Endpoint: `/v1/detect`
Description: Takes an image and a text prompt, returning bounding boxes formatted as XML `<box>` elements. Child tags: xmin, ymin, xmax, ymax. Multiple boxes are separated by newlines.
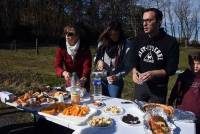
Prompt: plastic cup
<box><xmin>58</xmin><ymin>94</ymin><xmax>64</xmax><ymax>102</ymax></box>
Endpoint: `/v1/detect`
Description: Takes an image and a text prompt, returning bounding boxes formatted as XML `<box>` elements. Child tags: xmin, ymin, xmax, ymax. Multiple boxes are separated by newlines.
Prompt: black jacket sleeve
<box><xmin>165</xmin><ymin>38</ymin><xmax>179</xmax><ymax>76</ymax></box>
<box><xmin>130</xmin><ymin>37</ymin><xmax>140</xmax><ymax>69</ymax></box>
<box><xmin>115</xmin><ymin>39</ymin><xmax>135</xmax><ymax>77</ymax></box>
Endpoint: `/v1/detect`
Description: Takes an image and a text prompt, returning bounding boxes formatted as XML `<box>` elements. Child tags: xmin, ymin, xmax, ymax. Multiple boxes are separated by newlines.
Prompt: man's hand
<box><xmin>139</xmin><ymin>71</ymin><xmax>153</xmax><ymax>82</ymax></box>
<box><xmin>138</xmin><ymin>69</ymin><xmax>167</xmax><ymax>83</ymax></box>
<box><xmin>62</xmin><ymin>71</ymin><xmax>71</xmax><ymax>81</ymax></box>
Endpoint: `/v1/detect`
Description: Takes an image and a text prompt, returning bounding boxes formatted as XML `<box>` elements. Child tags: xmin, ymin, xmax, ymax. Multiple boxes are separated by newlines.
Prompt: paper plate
<box><xmin>119</xmin><ymin>114</ymin><xmax>143</xmax><ymax>127</ymax></box>
<box><xmin>88</xmin><ymin>116</ymin><xmax>113</xmax><ymax>128</ymax></box>
<box><xmin>103</xmin><ymin>105</ymin><xmax>124</xmax><ymax>115</ymax></box>
<box><xmin>38</xmin><ymin>106</ymin><xmax>97</xmax><ymax>125</ymax></box>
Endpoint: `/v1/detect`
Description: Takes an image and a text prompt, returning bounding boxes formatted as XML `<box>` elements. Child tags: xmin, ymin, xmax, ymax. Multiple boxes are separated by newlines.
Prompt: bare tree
<box><xmin>174</xmin><ymin>0</ymin><xmax>196</xmax><ymax>47</ymax></box>
<box><xmin>0</xmin><ymin>0</ymin><xmax>145</xmax><ymax>45</ymax></box>
<box><xmin>165</xmin><ymin>0</ymin><xmax>176</xmax><ymax>37</ymax></box>
<box><xmin>127</xmin><ymin>0</ymin><xmax>144</xmax><ymax>36</ymax></box>
<box><xmin>193</xmin><ymin>8</ymin><xmax>200</xmax><ymax>43</ymax></box>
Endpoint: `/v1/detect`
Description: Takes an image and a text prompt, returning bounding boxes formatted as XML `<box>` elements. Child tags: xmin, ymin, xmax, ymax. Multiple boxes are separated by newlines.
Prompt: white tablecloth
<box><xmin>40</xmin><ymin>97</ymin><xmax>196</xmax><ymax>134</ymax></box>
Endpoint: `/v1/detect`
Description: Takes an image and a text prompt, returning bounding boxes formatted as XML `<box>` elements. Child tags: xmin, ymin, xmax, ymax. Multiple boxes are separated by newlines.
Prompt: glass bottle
<box><xmin>70</xmin><ymin>72</ymin><xmax>80</xmax><ymax>104</ymax></box>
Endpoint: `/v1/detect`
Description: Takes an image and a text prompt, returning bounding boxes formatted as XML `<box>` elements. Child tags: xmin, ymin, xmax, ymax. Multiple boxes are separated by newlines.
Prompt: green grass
<box><xmin>0</xmin><ymin>46</ymin><xmax>199</xmax><ymax>100</ymax></box>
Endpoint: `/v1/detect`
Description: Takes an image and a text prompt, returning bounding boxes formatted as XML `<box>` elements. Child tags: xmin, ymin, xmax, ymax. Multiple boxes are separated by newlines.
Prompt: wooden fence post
<box><xmin>10</xmin><ymin>40</ymin><xmax>17</xmax><ymax>51</ymax></box>
<box><xmin>14</xmin><ymin>40</ymin><xmax>17</xmax><ymax>52</ymax></box>
<box><xmin>36</xmin><ymin>38</ymin><xmax>39</xmax><ymax>55</ymax></box>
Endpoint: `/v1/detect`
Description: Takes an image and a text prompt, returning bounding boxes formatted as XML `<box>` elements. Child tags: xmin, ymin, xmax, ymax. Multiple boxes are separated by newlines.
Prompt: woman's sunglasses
<box><xmin>65</xmin><ymin>32</ymin><xmax>76</xmax><ymax>37</ymax></box>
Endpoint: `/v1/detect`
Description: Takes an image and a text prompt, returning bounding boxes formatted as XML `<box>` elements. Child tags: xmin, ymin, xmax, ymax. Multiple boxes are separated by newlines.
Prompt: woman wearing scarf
<box><xmin>95</xmin><ymin>21</ymin><xmax>133</xmax><ymax>98</ymax></box>
<box><xmin>54</xmin><ymin>22</ymin><xmax>92</xmax><ymax>91</ymax></box>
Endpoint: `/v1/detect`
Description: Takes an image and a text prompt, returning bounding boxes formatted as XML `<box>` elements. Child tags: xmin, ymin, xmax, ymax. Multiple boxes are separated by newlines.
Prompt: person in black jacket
<box><xmin>130</xmin><ymin>8</ymin><xmax>179</xmax><ymax>104</ymax></box>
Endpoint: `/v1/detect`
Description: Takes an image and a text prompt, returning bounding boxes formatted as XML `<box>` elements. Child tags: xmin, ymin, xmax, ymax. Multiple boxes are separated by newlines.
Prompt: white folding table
<box><xmin>5</xmin><ymin>97</ymin><xmax>196</xmax><ymax>134</ymax></box>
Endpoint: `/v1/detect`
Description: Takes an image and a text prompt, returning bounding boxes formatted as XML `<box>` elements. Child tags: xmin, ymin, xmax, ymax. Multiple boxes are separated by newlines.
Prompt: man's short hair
<box><xmin>143</xmin><ymin>8</ymin><xmax>163</xmax><ymax>22</ymax></box>
<box><xmin>188</xmin><ymin>51</ymin><xmax>200</xmax><ymax>65</ymax></box>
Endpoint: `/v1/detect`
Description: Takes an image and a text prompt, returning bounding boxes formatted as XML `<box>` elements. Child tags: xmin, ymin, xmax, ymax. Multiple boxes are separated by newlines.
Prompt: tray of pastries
<box><xmin>15</xmin><ymin>91</ymin><xmax>56</xmax><ymax>108</ymax></box>
<box><xmin>148</xmin><ymin>115</ymin><xmax>171</xmax><ymax>134</ymax></box>
<box><xmin>14</xmin><ymin>88</ymin><xmax>70</xmax><ymax>106</ymax></box>
<box><xmin>143</xmin><ymin>108</ymin><xmax>175</xmax><ymax>134</ymax></box>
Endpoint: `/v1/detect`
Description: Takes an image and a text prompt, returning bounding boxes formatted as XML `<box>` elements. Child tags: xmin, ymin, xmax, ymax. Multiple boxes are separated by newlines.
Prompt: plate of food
<box><xmin>39</xmin><ymin>103</ymin><xmax>97</xmax><ymax>125</ymax></box>
<box><xmin>91</xmin><ymin>100</ymin><xmax>105</xmax><ymax>109</ymax></box>
<box><xmin>88</xmin><ymin>116</ymin><xmax>113</xmax><ymax>128</ymax></box>
<box><xmin>119</xmin><ymin>114</ymin><xmax>142</xmax><ymax>126</ymax></box>
<box><xmin>142</xmin><ymin>103</ymin><xmax>174</xmax><ymax>118</ymax></box>
<box><xmin>103</xmin><ymin>105</ymin><xmax>124</xmax><ymax>115</ymax></box>
<box><xmin>39</xmin><ymin>102</ymin><xmax>70</xmax><ymax>115</ymax></box>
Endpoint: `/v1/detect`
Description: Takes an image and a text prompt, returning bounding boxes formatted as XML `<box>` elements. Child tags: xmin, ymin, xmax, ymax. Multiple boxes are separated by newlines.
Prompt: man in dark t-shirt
<box><xmin>130</xmin><ymin>8</ymin><xmax>179</xmax><ymax>104</ymax></box>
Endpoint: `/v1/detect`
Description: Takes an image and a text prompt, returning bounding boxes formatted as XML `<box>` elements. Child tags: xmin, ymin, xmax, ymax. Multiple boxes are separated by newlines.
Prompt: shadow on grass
<box><xmin>0</xmin><ymin>119</ymin><xmax>75</xmax><ymax>134</ymax></box>
<box><xmin>0</xmin><ymin>110</ymin><xmax>24</xmax><ymax>116</ymax></box>
<box><xmin>0</xmin><ymin>122</ymin><xmax>36</xmax><ymax>134</ymax></box>
<box><xmin>0</xmin><ymin>106</ymin><xmax>16</xmax><ymax>111</ymax></box>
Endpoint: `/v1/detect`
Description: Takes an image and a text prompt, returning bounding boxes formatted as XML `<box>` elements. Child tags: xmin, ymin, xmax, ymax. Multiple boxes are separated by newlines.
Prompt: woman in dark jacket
<box><xmin>95</xmin><ymin>21</ymin><xmax>132</xmax><ymax>98</ymax></box>
<box><xmin>54</xmin><ymin>22</ymin><xmax>92</xmax><ymax>91</ymax></box>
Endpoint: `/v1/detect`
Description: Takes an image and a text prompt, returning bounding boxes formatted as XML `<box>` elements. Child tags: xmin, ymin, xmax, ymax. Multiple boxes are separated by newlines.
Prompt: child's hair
<box><xmin>188</xmin><ymin>51</ymin><xmax>200</xmax><ymax>65</ymax></box>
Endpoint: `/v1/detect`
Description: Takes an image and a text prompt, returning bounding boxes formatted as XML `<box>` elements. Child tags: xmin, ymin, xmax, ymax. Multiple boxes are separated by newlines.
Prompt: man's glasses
<box><xmin>65</xmin><ymin>32</ymin><xmax>76</xmax><ymax>37</ymax></box>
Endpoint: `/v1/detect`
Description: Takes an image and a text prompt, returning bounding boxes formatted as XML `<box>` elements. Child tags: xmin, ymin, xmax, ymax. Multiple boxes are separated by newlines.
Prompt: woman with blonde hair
<box><xmin>54</xmin><ymin>22</ymin><xmax>92</xmax><ymax>91</ymax></box>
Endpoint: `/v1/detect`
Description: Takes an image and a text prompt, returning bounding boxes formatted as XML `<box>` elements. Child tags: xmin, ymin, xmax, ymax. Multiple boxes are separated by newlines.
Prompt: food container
<box><xmin>143</xmin><ymin>108</ymin><xmax>176</xmax><ymax>134</ymax></box>
<box><xmin>58</xmin><ymin>94</ymin><xmax>64</xmax><ymax>102</ymax></box>
<box><xmin>28</xmin><ymin>98</ymin><xmax>37</xmax><ymax>104</ymax></box>
<box><xmin>173</xmin><ymin>109</ymin><xmax>196</xmax><ymax>123</ymax></box>
<box><xmin>66</xmin><ymin>87</ymin><xmax>86</xmax><ymax>98</ymax></box>
<box><xmin>0</xmin><ymin>91</ymin><xmax>16</xmax><ymax>103</ymax></box>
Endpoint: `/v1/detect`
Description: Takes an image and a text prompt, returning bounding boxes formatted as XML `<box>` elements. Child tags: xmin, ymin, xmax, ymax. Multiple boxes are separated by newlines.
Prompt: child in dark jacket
<box><xmin>168</xmin><ymin>51</ymin><xmax>200</xmax><ymax>133</ymax></box>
